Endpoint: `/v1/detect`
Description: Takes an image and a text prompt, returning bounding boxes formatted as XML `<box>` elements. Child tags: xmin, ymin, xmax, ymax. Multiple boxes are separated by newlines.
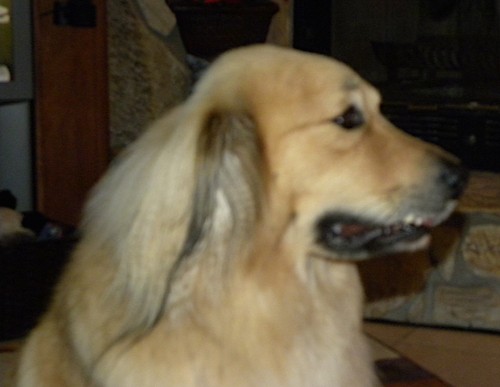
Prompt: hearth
<box><xmin>294</xmin><ymin>0</ymin><xmax>500</xmax><ymax>172</ymax></box>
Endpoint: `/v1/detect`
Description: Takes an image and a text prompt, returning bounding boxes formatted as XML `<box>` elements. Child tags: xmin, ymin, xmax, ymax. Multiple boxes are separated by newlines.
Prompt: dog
<box><xmin>15</xmin><ymin>45</ymin><xmax>467</xmax><ymax>387</ymax></box>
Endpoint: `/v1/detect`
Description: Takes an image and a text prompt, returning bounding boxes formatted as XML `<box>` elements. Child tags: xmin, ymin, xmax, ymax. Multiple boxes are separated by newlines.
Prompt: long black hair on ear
<box><xmin>180</xmin><ymin>110</ymin><xmax>264</xmax><ymax>259</ymax></box>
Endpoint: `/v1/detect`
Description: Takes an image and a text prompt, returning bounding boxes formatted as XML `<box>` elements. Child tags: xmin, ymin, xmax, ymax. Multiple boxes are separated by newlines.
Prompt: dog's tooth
<box><xmin>414</xmin><ymin>218</ymin><xmax>424</xmax><ymax>227</ymax></box>
<box><xmin>404</xmin><ymin>214</ymin><xmax>415</xmax><ymax>224</ymax></box>
<box><xmin>333</xmin><ymin>223</ymin><xmax>344</xmax><ymax>235</ymax></box>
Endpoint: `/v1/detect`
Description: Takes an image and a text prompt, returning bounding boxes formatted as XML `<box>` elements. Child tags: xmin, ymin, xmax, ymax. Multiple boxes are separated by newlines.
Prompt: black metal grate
<box><xmin>485</xmin><ymin>119</ymin><xmax>500</xmax><ymax>147</ymax></box>
<box><xmin>382</xmin><ymin>104</ymin><xmax>500</xmax><ymax>172</ymax></box>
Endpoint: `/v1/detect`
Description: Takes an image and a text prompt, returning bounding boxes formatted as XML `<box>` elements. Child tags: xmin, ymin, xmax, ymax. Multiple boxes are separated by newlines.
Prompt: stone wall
<box><xmin>108</xmin><ymin>0</ymin><xmax>191</xmax><ymax>153</ymax></box>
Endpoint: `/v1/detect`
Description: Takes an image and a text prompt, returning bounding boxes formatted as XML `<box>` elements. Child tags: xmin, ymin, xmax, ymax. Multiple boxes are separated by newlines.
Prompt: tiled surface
<box><xmin>369</xmin><ymin>336</ymin><xmax>400</xmax><ymax>361</ymax></box>
<box><xmin>365</xmin><ymin>321</ymin><xmax>500</xmax><ymax>387</ymax></box>
<box><xmin>0</xmin><ymin>340</ymin><xmax>20</xmax><ymax>387</ymax></box>
<box><xmin>0</xmin><ymin>353</ymin><xmax>17</xmax><ymax>387</ymax></box>
<box><xmin>0</xmin><ymin>352</ymin><xmax>18</xmax><ymax>387</ymax></box>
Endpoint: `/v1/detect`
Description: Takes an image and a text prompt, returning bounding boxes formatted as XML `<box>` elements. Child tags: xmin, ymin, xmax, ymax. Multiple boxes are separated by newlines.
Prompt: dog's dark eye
<box><xmin>333</xmin><ymin>106</ymin><xmax>365</xmax><ymax>129</ymax></box>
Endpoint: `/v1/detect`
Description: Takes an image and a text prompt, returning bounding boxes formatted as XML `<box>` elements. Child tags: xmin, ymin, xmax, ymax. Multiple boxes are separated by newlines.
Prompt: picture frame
<box><xmin>0</xmin><ymin>0</ymin><xmax>32</xmax><ymax>102</ymax></box>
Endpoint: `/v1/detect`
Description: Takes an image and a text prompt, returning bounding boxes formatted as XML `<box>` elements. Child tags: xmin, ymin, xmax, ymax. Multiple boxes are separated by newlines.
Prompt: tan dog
<box><xmin>16</xmin><ymin>45</ymin><xmax>467</xmax><ymax>387</ymax></box>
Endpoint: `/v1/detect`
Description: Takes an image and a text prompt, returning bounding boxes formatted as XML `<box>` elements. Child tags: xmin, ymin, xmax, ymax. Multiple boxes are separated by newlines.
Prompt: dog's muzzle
<box><xmin>315</xmin><ymin>157</ymin><xmax>469</xmax><ymax>260</ymax></box>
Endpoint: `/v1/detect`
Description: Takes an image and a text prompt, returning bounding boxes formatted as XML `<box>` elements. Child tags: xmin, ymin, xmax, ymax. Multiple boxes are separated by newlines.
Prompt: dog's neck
<box><xmin>173</xmin><ymin>183</ymin><xmax>366</xmax><ymax>327</ymax></box>
<box><xmin>166</xmin><ymin>180</ymin><xmax>366</xmax><ymax>352</ymax></box>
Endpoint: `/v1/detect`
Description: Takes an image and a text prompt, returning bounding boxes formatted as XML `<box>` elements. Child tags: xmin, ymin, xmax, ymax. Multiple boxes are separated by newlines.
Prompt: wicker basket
<box><xmin>170</xmin><ymin>1</ymin><xmax>279</xmax><ymax>59</ymax></box>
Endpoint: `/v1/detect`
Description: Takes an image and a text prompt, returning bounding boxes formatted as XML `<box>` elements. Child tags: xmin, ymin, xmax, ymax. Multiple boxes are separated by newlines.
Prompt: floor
<box><xmin>2</xmin><ymin>322</ymin><xmax>500</xmax><ymax>386</ymax></box>
<box><xmin>365</xmin><ymin>321</ymin><xmax>500</xmax><ymax>387</ymax></box>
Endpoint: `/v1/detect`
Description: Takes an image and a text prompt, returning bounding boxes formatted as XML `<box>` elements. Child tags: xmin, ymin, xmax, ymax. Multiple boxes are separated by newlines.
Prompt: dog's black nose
<box><xmin>438</xmin><ymin>158</ymin><xmax>469</xmax><ymax>200</ymax></box>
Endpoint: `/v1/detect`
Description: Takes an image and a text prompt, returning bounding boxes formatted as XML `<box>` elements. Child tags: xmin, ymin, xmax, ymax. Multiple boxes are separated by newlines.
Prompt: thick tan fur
<box><xmin>16</xmin><ymin>45</ymin><xmax>463</xmax><ymax>387</ymax></box>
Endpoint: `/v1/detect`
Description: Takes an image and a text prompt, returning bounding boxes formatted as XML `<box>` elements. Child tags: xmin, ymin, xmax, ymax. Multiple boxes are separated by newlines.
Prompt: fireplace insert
<box><xmin>294</xmin><ymin>0</ymin><xmax>500</xmax><ymax>172</ymax></box>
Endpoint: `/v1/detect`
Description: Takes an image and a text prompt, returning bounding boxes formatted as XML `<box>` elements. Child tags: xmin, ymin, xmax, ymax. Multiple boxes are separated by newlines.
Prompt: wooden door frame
<box><xmin>33</xmin><ymin>0</ymin><xmax>109</xmax><ymax>226</ymax></box>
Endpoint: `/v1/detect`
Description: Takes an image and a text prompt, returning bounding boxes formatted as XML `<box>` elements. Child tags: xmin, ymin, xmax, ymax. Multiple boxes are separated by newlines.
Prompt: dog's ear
<box><xmin>81</xmin><ymin>108</ymin><xmax>264</xmax><ymax>333</ymax></box>
<box><xmin>181</xmin><ymin>111</ymin><xmax>264</xmax><ymax>257</ymax></box>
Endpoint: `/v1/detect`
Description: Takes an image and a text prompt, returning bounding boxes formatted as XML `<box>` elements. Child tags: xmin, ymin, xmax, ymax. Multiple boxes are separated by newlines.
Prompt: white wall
<box><xmin>0</xmin><ymin>101</ymin><xmax>33</xmax><ymax>211</ymax></box>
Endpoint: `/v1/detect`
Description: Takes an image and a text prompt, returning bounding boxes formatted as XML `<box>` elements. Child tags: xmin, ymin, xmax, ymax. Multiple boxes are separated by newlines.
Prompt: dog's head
<box><xmin>85</xmin><ymin>46</ymin><xmax>467</xmax><ymax>326</ymax></box>
<box><xmin>185</xmin><ymin>45</ymin><xmax>468</xmax><ymax>261</ymax></box>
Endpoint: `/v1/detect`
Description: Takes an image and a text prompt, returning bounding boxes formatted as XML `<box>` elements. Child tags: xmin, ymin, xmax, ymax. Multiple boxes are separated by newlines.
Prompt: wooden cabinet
<box><xmin>34</xmin><ymin>0</ymin><xmax>109</xmax><ymax>225</ymax></box>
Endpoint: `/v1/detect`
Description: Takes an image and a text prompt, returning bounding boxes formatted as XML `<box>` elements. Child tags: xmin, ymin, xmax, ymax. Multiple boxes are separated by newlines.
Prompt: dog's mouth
<box><xmin>315</xmin><ymin>211</ymin><xmax>449</xmax><ymax>259</ymax></box>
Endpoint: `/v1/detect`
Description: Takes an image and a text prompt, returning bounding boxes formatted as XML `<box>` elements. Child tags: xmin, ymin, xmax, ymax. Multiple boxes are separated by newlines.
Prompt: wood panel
<box><xmin>34</xmin><ymin>0</ymin><xmax>109</xmax><ymax>226</ymax></box>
